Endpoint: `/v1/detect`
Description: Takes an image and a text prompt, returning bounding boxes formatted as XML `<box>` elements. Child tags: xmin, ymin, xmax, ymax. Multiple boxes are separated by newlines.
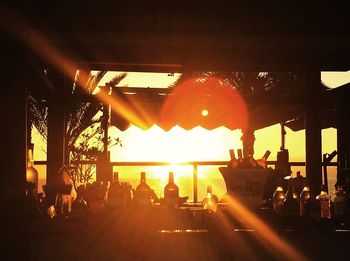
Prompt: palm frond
<box><xmin>109</xmin><ymin>72</ymin><xmax>127</xmax><ymax>87</ymax></box>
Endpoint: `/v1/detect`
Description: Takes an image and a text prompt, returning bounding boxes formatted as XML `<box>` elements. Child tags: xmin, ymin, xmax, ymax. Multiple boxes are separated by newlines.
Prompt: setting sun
<box><xmin>201</xmin><ymin>109</ymin><xmax>209</xmax><ymax>117</ymax></box>
<box><xmin>108</xmin><ymin>125</ymin><xmax>243</xmax><ymax>199</ymax></box>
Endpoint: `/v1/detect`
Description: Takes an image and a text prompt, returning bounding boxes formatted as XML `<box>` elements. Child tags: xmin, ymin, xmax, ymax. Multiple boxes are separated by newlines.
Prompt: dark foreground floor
<box><xmin>3</xmin><ymin>207</ymin><xmax>350</xmax><ymax>261</ymax></box>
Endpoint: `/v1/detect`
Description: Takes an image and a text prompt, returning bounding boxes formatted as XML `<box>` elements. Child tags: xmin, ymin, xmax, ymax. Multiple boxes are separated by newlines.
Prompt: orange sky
<box><xmin>32</xmin><ymin>71</ymin><xmax>347</xmax><ymax>198</ymax></box>
<box><xmin>33</xmin><ymin>70</ymin><xmax>346</xmax><ymax>162</ymax></box>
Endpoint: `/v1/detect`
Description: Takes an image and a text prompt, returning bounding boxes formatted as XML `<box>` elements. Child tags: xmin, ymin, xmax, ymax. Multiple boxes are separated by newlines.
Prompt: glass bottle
<box><xmin>299</xmin><ymin>185</ymin><xmax>310</xmax><ymax>217</ymax></box>
<box><xmin>273</xmin><ymin>183</ymin><xmax>285</xmax><ymax>216</ymax></box>
<box><xmin>305</xmin><ymin>194</ymin><xmax>320</xmax><ymax>220</ymax></box>
<box><xmin>247</xmin><ymin>154</ymin><xmax>257</xmax><ymax>168</ymax></box>
<box><xmin>256</xmin><ymin>150</ymin><xmax>271</xmax><ymax>168</ymax></box>
<box><xmin>122</xmin><ymin>182</ymin><xmax>134</xmax><ymax>206</ymax></box>
<box><xmin>202</xmin><ymin>185</ymin><xmax>219</xmax><ymax>212</ymax></box>
<box><xmin>164</xmin><ymin>172</ymin><xmax>179</xmax><ymax>207</ymax></box>
<box><xmin>283</xmin><ymin>179</ymin><xmax>299</xmax><ymax>216</ymax></box>
<box><xmin>237</xmin><ymin>149</ymin><xmax>244</xmax><ymax>167</ymax></box>
<box><xmin>113</xmin><ymin>172</ymin><xmax>120</xmax><ymax>185</ymax></box>
<box><xmin>135</xmin><ymin>172</ymin><xmax>153</xmax><ymax>206</ymax></box>
<box><xmin>228</xmin><ymin>149</ymin><xmax>239</xmax><ymax>168</ymax></box>
<box><xmin>26</xmin><ymin>143</ymin><xmax>39</xmax><ymax>196</ymax></box>
<box><xmin>317</xmin><ymin>184</ymin><xmax>331</xmax><ymax>219</ymax></box>
<box><xmin>333</xmin><ymin>185</ymin><xmax>346</xmax><ymax>218</ymax></box>
<box><xmin>109</xmin><ymin>172</ymin><xmax>123</xmax><ymax>207</ymax></box>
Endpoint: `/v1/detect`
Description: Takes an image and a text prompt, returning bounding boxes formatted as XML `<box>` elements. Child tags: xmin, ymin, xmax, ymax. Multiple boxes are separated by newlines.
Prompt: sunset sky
<box><xmin>32</xmin><ymin>71</ymin><xmax>349</xmax><ymax>199</ymax></box>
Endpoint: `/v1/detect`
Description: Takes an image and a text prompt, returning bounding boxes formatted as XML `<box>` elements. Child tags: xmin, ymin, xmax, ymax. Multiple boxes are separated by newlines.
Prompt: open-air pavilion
<box><xmin>1</xmin><ymin>2</ymin><xmax>350</xmax><ymax>260</ymax></box>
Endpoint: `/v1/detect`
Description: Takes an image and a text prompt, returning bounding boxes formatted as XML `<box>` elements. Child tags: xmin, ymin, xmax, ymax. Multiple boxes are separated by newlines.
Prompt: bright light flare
<box><xmin>201</xmin><ymin>109</ymin><xmax>209</xmax><ymax>117</ymax></box>
<box><xmin>218</xmin><ymin>195</ymin><xmax>308</xmax><ymax>261</ymax></box>
<box><xmin>160</xmin><ymin>76</ymin><xmax>248</xmax><ymax>131</ymax></box>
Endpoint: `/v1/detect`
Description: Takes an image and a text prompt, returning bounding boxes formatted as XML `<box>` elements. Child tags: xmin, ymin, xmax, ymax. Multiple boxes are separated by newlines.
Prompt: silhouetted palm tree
<box><xmin>171</xmin><ymin>71</ymin><xmax>304</xmax><ymax>97</ymax></box>
<box><xmin>29</xmin><ymin>70</ymin><xmax>127</xmax><ymax>164</ymax></box>
<box><xmin>169</xmin><ymin>71</ymin><xmax>306</xmax><ymax>157</ymax></box>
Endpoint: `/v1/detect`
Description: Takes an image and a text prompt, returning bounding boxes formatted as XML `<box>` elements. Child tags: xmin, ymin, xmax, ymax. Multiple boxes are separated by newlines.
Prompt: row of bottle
<box><xmin>227</xmin><ymin>149</ymin><xmax>271</xmax><ymax>169</ymax></box>
<box><xmin>109</xmin><ymin>171</ymin><xmax>180</xmax><ymax>207</ymax></box>
<box><xmin>110</xmin><ymin>171</ymin><xmax>220</xmax><ymax>211</ymax></box>
<box><xmin>273</xmin><ymin>182</ymin><xmax>346</xmax><ymax>220</ymax></box>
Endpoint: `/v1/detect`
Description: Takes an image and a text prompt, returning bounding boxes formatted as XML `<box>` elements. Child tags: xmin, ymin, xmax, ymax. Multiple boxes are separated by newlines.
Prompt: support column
<box><xmin>96</xmin><ymin>86</ymin><xmax>112</xmax><ymax>182</ymax></box>
<box><xmin>0</xmin><ymin>32</ymin><xmax>29</xmax><ymax>260</ymax></box>
<box><xmin>337</xmin><ymin>101</ymin><xmax>350</xmax><ymax>191</ymax></box>
<box><xmin>46</xmin><ymin>72</ymin><xmax>66</xmax><ymax>186</ymax></box>
<box><xmin>1</xmin><ymin>41</ymin><xmax>27</xmax><ymax>205</ymax></box>
<box><xmin>305</xmin><ymin>67</ymin><xmax>322</xmax><ymax>197</ymax></box>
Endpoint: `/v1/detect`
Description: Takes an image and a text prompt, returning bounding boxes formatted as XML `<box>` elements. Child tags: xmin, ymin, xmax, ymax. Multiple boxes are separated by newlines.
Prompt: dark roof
<box><xmin>2</xmin><ymin>1</ymin><xmax>350</xmax><ymax>71</ymax></box>
<box><xmin>2</xmin><ymin>1</ymin><xmax>349</xmax><ymax>131</ymax></box>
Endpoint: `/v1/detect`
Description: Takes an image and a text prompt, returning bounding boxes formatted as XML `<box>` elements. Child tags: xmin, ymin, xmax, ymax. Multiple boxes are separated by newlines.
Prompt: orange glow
<box><xmin>109</xmin><ymin>125</ymin><xmax>242</xmax><ymax>164</ymax></box>
<box><xmin>96</xmin><ymin>89</ymin><xmax>152</xmax><ymax>130</ymax></box>
<box><xmin>160</xmin><ymin>76</ymin><xmax>248</xmax><ymax>131</ymax></box>
<box><xmin>219</xmin><ymin>195</ymin><xmax>308</xmax><ymax>261</ymax></box>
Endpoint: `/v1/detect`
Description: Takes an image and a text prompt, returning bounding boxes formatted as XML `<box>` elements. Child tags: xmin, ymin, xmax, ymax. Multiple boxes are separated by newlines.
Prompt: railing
<box><xmin>35</xmin><ymin>160</ymin><xmax>337</xmax><ymax>202</ymax></box>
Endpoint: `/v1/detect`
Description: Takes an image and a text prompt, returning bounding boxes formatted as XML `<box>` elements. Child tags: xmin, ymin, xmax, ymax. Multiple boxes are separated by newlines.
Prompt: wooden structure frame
<box><xmin>2</xmin><ymin>2</ymin><xmax>350</xmax><ymax>208</ymax></box>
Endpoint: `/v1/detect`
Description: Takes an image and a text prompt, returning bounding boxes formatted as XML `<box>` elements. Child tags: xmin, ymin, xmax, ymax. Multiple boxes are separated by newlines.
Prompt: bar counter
<box><xmin>19</xmin><ymin>203</ymin><xmax>350</xmax><ymax>261</ymax></box>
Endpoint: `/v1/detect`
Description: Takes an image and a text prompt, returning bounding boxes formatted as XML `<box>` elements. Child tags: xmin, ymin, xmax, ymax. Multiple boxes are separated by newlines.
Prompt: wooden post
<box><xmin>1</xmin><ymin>43</ymin><xmax>27</xmax><ymax>204</ymax></box>
<box><xmin>46</xmin><ymin>71</ymin><xmax>66</xmax><ymax>185</ymax></box>
<box><xmin>0</xmin><ymin>33</ymin><xmax>29</xmax><ymax>260</ymax></box>
<box><xmin>96</xmin><ymin>86</ymin><xmax>112</xmax><ymax>182</ymax></box>
<box><xmin>305</xmin><ymin>66</ymin><xmax>322</xmax><ymax>197</ymax></box>
<box><xmin>337</xmin><ymin>100</ymin><xmax>350</xmax><ymax>190</ymax></box>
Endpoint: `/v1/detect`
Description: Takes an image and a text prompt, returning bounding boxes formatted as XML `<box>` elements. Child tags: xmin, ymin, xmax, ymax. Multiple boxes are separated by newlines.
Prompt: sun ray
<box><xmin>220</xmin><ymin>195</ymin><xmax>308</xmax><ymax>261</ymax></box>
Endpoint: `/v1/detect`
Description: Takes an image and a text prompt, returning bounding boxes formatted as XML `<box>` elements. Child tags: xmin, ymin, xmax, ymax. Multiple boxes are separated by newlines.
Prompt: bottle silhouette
<box><xmin>256</xmin><ymin>150</ymin><xmax>271</xmax><ymax>169</ymax></box>
<box><xmin>228</xmin><ymin>149</ymin><xmax>239</xmax><ymax>168</ymax></box>
<box><xmin>317</xmin><ymin>184</ymin><xmax>331</xmax><ymax>219</ymax></box>
<box><xmin>135</xmin><ymin>172</ymin><xmax>153</xmax><ymax>206</ymax></box>
<box><xmin>26</xmin><ymin>143</ymin><xmax>39</xmax><ymax>196</ymax></box>
<box><xmin>273</xmin><ymin>181</ymin><xmax>285</xmax><ymax>216</ymax></box>
<box><xmin>333</xmin><ymin>184</ymin><xmax>346</xmax><ymax>218</ymax></box>
<box><xmin>237</xmin><ymin>149</ymin><xmax>244</xmax><ymax>167</ymax></box>
<box><xmin>283</xmin><ymin>178</ymin><xmax>299</xmax><ymax>217</ymax></box>
<box><xmin>202</xmin><ymin>185</ymin><xmax>219</xmax><ymax>212</ymax></box>
<box><xmin>164</xmin><ymin>172</ymin><xmax>179</xmax><ymax>207</ymax></box>
<box><xmin>247</xmin><ymin>154</ymin><xmax>257</xmax><ymax>168</ymax></box>
<box><xmin>299</xmin><ymin>184</ymin><xmax>310</xmax><ymax>217</ymax></box>
<box><xmin>109</xmin><ymin>172</ymin><xmax>123</xmax><ymax>207</ymax></box>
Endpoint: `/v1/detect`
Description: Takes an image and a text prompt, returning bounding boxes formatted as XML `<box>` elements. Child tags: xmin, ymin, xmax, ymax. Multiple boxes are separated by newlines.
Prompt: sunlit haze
<box><xmin>32</xmin><ymin>71</ymin><xmax>344</xmax><ymax>199</ymax></box>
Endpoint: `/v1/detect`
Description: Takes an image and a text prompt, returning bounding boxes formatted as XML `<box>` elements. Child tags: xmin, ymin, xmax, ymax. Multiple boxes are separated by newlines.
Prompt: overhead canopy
<box><xmin>108</xmin><ymin>76</ymin><xmax>350</xmax><ymax>132</ymax></box>
<box><xmin>285</xmin><ymin>82</ymin><xmax>350</xmax><ymax>131</ymax></box>
<box><xmin>108</xmin><ymin>76</ymin><xmax>305</xmax><ymax>131</ymax></box>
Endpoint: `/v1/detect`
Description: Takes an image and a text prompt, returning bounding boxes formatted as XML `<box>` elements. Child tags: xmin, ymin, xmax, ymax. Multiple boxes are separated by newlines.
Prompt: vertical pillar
<box><xmin>1</xmin><ymin>41</ymin><xmax>27</xmax><ymax>205</ymax></box>
<box><xmin>0</xmin><ymin>32</ymin><xmax>29</xmax><ymax>260</ymax></box>
<box><xmin>96</xmin><ymin>87</ymin><xmax>112</xmax><ymax>182</ymax></box>
<box><xmin>305</xmin><ymin>66</ymin><xmax>322</xmax><ymax>196</ymax></box>
<box><xmin>46</xmin><ymin>71</ymin><xmax>66</xmax><ymax>185</ymax></box>
<box><xmin>337</xmin><ymin>101</ymin><xmax>350</xmax><ymax>190</ymax></box>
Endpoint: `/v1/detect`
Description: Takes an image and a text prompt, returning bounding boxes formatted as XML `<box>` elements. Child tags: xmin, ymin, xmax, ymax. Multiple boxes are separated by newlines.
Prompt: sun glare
<box><xmin>109</xmin><ymin>125</ymin><xmax>242</xmax><ymax>199</ymax></box>
<box><xmin>201</xmin><ymin>109</ymin><xmax>209</xmax><ymax>117</ymax></box>
<box><xmin>109</xmin><ymin>125</ymin><xmax>242</xmax><ymax>164</ymax></box>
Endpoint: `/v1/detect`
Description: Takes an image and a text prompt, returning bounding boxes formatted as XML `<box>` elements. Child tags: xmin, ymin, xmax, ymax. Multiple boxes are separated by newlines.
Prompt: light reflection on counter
<box><xmin>158</xmin><ymin>229</ymin><xmax>209</xmax><ymax>233</ymax></box>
